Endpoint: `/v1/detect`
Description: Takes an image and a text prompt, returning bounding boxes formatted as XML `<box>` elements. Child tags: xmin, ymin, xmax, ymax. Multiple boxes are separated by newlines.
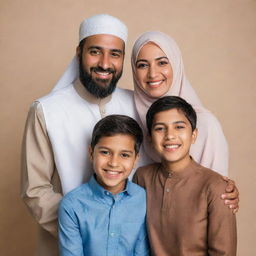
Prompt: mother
<box><xmin>131</xmin><ymin>31</ymin><xmax>228</xmax><ymax>176</ymax></box>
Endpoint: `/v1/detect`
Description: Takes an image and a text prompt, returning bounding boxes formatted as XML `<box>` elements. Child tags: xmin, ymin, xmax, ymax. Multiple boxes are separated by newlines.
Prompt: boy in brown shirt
<box><xmin>133</xmin><ymin>96</ymin><xmax>237</xmax><ymax>256</ymax></box>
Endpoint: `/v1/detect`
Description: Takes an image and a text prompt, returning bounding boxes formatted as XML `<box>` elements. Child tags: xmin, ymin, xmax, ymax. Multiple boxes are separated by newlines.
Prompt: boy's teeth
<box><xmin>165</xmin><ymin>144</ymin><xmax>179</xmax><ymax>149</ymax></box>
<box><xmin>107</xmin><ymin>171</ymin><xmax>119</xmax><ymax>175</ymax></box>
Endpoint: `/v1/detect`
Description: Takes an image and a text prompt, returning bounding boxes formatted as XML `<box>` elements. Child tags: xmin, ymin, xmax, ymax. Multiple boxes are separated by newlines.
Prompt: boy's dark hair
<box><xmin>91</xmin><ymin>115</ymin><xmax>143</xmax><ymax>154</ymax></box>
<box><xmin>146</xmin><ymin>96</ymin><xmax>197</xmax><ymax>135</ymax></box>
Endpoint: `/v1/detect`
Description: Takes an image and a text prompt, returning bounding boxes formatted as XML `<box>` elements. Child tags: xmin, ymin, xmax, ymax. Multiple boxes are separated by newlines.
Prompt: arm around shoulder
<box><xmin>21</xmin><ymin>101</ymin><xmax>62</xmax><ymax>237</ymax></box>
<box><xmin>207</xmin><ymin>177</ymin><xmax>237</xmax><ymax>256</ymax></box>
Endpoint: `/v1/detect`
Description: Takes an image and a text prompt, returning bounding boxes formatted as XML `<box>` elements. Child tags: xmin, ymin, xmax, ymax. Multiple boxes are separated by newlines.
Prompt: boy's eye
<box><xmin>99</xmin><ymin>150</ymin><xmax>109</xmax><ymax>155</ymax></box>
<box><xmin>136</xmin><ymin>62</ymin><xmax>148</xmax><ymax>69</ymax></box>
<box><xmin>121</xmin><ymin>153</ymin><xmax>131</xmax><ymax>158</ymax></box>
<box><xmin>153</xmin><ymin>126</ymin><xmax>165</xmax><ymax>132</ymax></box>
<box><xmin>176</xmin><ymin>125</ymin><xmax>185</xmax><ymax>129</ymax></box>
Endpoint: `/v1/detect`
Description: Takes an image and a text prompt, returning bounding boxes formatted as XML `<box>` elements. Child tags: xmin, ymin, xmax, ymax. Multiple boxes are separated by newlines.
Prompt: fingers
<box><xmin>221</xmin><ymin>197</ymin><xmax>239</xmax><ymax>214</ymax></box>
<box><xmin>221</xmin><ymin>190</ymin><xmax>239</xmax><ymax>200</ymax></box>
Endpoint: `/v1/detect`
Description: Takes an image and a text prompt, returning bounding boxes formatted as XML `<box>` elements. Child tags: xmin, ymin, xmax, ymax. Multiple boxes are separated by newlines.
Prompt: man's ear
<box><xmin>191</xmin><ymin>128</ymin><xmax>198</xmax><ymax>144</ymax></box>
<box><xmin>88</xmin><ymin>146</ymin><xmax>93</xmax><ymax>162</ymax></box>
<box><xmin>76</xmin><ymin>46</ymin><xmax>81</xmax><ymax>58</ymax></box>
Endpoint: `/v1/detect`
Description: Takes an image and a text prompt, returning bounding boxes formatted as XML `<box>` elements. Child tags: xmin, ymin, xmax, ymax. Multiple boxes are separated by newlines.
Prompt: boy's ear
<box><xmin>88</xmin><ymin>146</ymin><xmax>93</xmax><ymax>161</ymax></box>
<box><xmin>133</xmin><ymin>153</ymin><xmax>140</xmax><ymax>169</ymax></box>
<box><xmin>191</xmin><ymin>128</ymin><xmax>198</xmax><ymax>144</ymax></box>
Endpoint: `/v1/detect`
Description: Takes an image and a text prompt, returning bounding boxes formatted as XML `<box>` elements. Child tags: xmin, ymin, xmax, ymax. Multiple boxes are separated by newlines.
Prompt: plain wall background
<box><xmin>0</xmin><ymin>0</ymin><xmax>255</xmax><ymax>255</ymax></box>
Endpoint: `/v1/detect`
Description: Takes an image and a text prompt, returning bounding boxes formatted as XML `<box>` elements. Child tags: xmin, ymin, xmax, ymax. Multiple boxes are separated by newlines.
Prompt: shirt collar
<box><xmin>88</xmin><ymin>175</ymin><xmax>134</xmax><ymax>199</ymax></box>
<box><xmin>74</xmin><ymin>78</ymin><xmax>112</xmax><ymax>105</ymax></box>
<box><xmin>160</xmin><ymin>158</ymin><xmax>200</xmax><ymax>179</ymax></box>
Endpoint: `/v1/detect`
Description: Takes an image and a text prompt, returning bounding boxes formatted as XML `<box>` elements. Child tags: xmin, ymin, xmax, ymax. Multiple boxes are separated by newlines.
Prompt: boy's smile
<box><xmin>89</xmin><ymin>134</ymin><xmax>138</xmax><ymax>194</ymax></box>
<box><xmin>151</xmin><ymin>108</ymin><xmax>197</xmax><ymax>171</ymax></box>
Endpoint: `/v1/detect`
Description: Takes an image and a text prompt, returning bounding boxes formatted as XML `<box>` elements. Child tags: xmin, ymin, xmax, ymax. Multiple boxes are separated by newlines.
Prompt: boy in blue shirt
<box><xmin>58</xmin><ymin>115</ymin><xmax>149</xmax><ymax>256</ymax></box>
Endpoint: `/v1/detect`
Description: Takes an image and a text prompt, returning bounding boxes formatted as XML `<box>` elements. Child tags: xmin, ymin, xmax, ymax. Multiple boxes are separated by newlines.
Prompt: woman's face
<box><xmin>135</xmin><ymin>42</ymin><xmax>173</xmax><ymax>98</ymax></box>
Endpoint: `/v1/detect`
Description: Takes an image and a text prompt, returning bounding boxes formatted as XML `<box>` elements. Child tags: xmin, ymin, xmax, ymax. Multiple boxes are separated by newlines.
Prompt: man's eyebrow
<box><xmin>111</xmin><ymin>49</ymin><xmax>123</xmax><ymax>54</ymax></box>
<box><xmin>88</xmin><ymin>46</ymin><xmax>123</xmax><ymax>54</ymax></box>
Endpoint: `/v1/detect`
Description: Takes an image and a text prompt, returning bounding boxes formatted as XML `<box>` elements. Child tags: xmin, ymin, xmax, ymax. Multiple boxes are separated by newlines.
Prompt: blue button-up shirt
<box><xmin>59</xmin><ymin>175</ymin><xmax>149</xmax><ymax>256</ymax></box>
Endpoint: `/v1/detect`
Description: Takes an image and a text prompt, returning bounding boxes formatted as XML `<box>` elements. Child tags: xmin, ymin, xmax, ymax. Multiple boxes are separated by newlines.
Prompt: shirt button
<box><xmin>110</xmin><ymin>232</ymin><xmax>115</xmax><ymax>237</ymax></box>
<box><xmin>166</xmin><ymin>188</ymin><xmax>170</xmax><ymax>192</ymax></box>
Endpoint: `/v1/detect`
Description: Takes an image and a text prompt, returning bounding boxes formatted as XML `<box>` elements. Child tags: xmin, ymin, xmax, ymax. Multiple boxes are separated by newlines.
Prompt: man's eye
<box><xmin>111</xmin><ymin>52</ymin><xmax>121</xmax><ymax>58</ymax></box>
<box><xmin>136</xmin><ymin>63</ymin><xmax>148</xmax><ymax>69</ymax></box>
<box><xmin>90</xmin><ymin>50</ymin><xmax>100</xmax><ymax>55</ymax></box>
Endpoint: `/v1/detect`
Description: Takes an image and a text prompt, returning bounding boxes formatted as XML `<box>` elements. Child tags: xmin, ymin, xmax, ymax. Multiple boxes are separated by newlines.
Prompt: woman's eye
<box><xmin>158</xmin><ymin>60</ymin><xmax>168</xmax><ymax>66</ymax></box>
<box><xmin>136</xmin><ymin>63</ymin><xmax>148</xmax><ymax>69</ymax></box>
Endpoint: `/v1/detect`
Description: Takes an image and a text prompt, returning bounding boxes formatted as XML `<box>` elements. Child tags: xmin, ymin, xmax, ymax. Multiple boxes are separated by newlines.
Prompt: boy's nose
<box><xmin>165</xmin><ymin>129</ymin><xmax>176</xmax><ymax>140</ymax></box>
<box><xmin>108</xmin><ymin>155</ymin><xmax>119</xmax><ymax>167</ymax></box>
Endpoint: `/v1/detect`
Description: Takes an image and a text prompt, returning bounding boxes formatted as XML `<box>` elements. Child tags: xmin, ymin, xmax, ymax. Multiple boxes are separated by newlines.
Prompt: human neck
<box><xmin>162</xmin><ymin>155</ymin><xmax>192</xmax><ymax>173</ymax></box>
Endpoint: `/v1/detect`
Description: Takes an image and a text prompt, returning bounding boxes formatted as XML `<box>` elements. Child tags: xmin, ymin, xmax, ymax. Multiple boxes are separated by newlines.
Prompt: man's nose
<box><xmin>98</xmin><ymin>54</ymin><xmax>111</xmax><ymax>70</ymax></box>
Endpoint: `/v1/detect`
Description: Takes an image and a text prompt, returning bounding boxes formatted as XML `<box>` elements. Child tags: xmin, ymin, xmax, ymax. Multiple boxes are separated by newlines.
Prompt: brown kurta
<box><xmin>133</xmin><ymin>160</ymin><xmax>237</xmax><ymax>256</ymax></box>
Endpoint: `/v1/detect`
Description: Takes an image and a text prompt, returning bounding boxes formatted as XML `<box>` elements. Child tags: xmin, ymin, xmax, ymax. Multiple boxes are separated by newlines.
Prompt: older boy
<box><xmin>58</xmin><ymin>115</ymin><xmax>149</xmax><ymax>256</ymax></box>
<box><xmin>133</xmin><ymin>96</ymin><xmax>237</xmax><ymax>256</ymax></box>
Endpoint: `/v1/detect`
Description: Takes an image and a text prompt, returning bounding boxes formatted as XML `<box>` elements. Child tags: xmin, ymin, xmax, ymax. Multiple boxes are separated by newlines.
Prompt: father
<box><xmin>21</xmin><ymin>14</ymin><xmax>149</xmax><ymax>256</ymax></box>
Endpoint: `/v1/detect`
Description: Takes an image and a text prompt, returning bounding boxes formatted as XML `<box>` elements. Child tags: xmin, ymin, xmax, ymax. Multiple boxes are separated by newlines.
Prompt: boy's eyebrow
<box><xmin>153</xmin><ymin>120</ymin><xmax>187</xmax><ymax>126</ymax></box>
<box><xmin>97</xmin><ymin>146</ymin><xmax>133</xmax><ymax>153</ymax></box>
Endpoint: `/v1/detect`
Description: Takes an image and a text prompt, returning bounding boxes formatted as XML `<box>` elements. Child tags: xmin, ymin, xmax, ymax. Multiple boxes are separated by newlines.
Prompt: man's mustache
<box><xmin>91</xmin><ymin>67</ymin><xmax>115</xmax><ymax>74</ymax></box>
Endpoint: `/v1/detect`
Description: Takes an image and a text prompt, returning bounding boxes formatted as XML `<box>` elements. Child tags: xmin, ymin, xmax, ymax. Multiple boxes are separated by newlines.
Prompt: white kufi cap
<box><xmin>79</xmin><ymin>14</ymin><xmax>128</xmax><ymax>43</ymax></box>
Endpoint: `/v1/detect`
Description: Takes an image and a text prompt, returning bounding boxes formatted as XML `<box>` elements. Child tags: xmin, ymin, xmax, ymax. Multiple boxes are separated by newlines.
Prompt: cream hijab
<box><xmin>131</xmin><ymin>31</ymin><xmax>229</xmax><ymax>176</ymax></box>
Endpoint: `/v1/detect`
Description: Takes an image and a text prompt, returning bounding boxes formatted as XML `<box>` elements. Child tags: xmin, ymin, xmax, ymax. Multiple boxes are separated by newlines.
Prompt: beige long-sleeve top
<box><xmin>20</xmin><ymin>81</ymin><xmax>114</xmax><ymax>255</ymax></box>
<box><xmin>133</xmin><ymin>160</ymin><xmax>237</xmax><ymax>256</ymax></box>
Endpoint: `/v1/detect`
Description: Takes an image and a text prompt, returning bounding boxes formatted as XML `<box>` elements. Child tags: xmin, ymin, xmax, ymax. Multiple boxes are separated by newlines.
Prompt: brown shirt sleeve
<box><xmin>207</xmin><ymin>177</ymin><xmax>237</xmax><ymax>256</ymax></box>
<box><xmin>21</xmin><ymin>101</ymin><xmax>62</xmax><ymax>238</ymax></box>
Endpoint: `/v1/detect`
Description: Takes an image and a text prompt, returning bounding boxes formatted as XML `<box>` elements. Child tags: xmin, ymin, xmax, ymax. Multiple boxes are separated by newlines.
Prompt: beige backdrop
<box><xmin>1</xmin><ymin>0</ymin><xmax>255</xmax><ymax>255</ymax></box>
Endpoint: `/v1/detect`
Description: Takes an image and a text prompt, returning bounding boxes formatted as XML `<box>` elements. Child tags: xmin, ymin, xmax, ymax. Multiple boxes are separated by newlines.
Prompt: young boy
<box><xmin>58</xmin><ymin>115</ymin><xmax>150</xmax><ymax>256</ymax></box>
<box><xmin>133</xmin><ymin>96</ymin><xmax>237</xmax><ymax>256</ymax></box>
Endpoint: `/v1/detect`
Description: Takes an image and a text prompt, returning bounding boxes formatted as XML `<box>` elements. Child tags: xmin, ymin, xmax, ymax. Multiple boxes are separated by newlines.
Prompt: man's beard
<box><xmin>79</xmin><ymin>59</ymin><xmax>122</xmax><ymax>99</ymax></box>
